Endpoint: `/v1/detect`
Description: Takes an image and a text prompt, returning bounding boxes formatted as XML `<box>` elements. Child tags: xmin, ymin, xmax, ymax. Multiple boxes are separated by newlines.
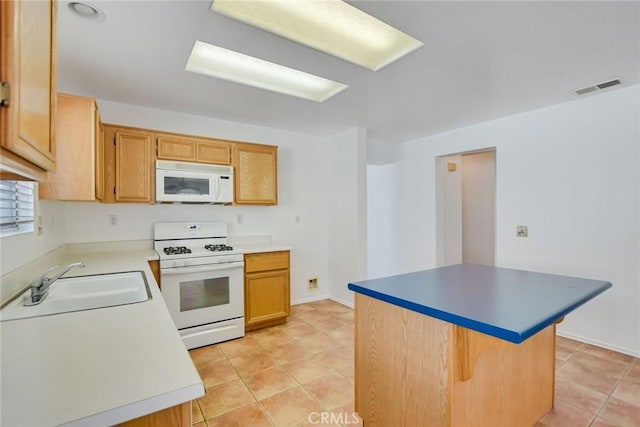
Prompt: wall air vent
<box><xmin>573</xmin><ymin>79</ymin><xmax>622</xmax><ymax>96</ymax></box>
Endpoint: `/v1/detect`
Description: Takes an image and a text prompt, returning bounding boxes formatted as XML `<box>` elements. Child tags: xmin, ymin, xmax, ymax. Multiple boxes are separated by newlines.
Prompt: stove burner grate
<box><xmin>205</xmin><ymin>244</ymin><xmax>234</xmax><ymax>252</ymax></box>
<box><xmin>163</xmin><ymin>246</ymin><xmax>192</xmax><ymax>255</ymax></box>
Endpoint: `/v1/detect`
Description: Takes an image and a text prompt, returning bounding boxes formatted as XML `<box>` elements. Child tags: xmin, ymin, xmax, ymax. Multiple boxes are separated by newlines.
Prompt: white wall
<box><xmin>327</xmin><ymin>128</ymin><xmax>368</xmax><ymax>305</ymax></box>
<box><xmin>370</xmin><ymin>85</ymin><xmax>640</xmax><ymax>355</ymax></box>
<box><xmin>62</xmin><ymin>100</ymin><xmax>332</xmax><ymax>304</ymax></box>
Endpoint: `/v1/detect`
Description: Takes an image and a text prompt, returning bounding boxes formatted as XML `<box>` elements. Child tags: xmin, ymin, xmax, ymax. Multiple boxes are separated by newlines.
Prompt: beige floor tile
<box><xmin>590</xmin><ymin>417</ymin><xmax>619</xmax><ymax>427</ymax></box>
<box><xmin>598</xmin><ymin>396</ymin><xmax>640</xmax><ymax>427</ymax></box>
<box><xmin>613</xmin><ymin>380</ymin><xmax>640</xmax><ymax>406</ymax></box>
<box><xmin>268</xmin><ymin>340</ymin><xmax>319</xmax><ymax>363</ymax></box>
<box><xmin>192</xmin><ymin>422</ymin><xmax>206</xmax><ymax>427</ymax></box>
<box><xmin>556</xmin><ymin>336</ymin><xmax>584</xmax><ymax>351</ymax></box>
<box><xmin>333</xmin><ymin>311</ymin><xmax>354</xmax><ymax>324</ymax></box>
<box><xmin>290</xmin><ymin>304</ymin><xmax>315</xmax><ymax>314</ymax></box>
<box><xmin>198</xmin><ymin>358</ymin><xmax>239</xmax><ymax>388</ymax></box>
<box><xmin>242</xmin><ymin>366</ymin><xmax>298</xmax><ymax>400</ymax></box>
<box><xmin>281</xmin><ymin>357</ymin><xmax>332</xmax><ymax>384</ymax></box>
<box><xmin>260</xmin><ymin>386</ymin><xmax>323</xmax><ymax>426</ymax></box>
<box><xmin>192</xmin><ymin>399</ymin><xmax>204</xmax><ymax>424</ymax></box>
<box><xmin>207</xmin><ymin>402</ymin><xmax>273</xmax><ymax>427</ymax></box>
<box><xmin>539</xmin><ymin>401</ymin><xmax>596</xmax><ymax>427</ymax></box>
<box><xmin>218</xmin><ymin>336</ymin><xmax>264</xmax><ymax>359</ymax></box>
<box><xmin>314</xmin><ymin>345</ymin><xmax>353</xmax><ymax>371</ymax></box>
<box><xmin>311</xmin><ymin>318</ymin><xmax>346</xmax><ymax>332</ymax></box>
<box><xmin>557</xmin><ymin>358</ymin><xmax>624</xmax><ymax>395</ymax></box>
<box><xmin>280</xmin><ymin>323</ymin><xmax>318</xmax><ymax>339</ymax></box>
<box><xmin>580</xmin><ymin>344</ymin><xmax>636</xmax><ymax>365</ymax></box>
<box><xmin>253</xmin><ymin>329</ymin><xmax>294</xmax><ymax>349</ymax></box>
<box><xmin>189</xmin><ymin>345</ymin><xmax>226</xmax><ymax>370</ymax></box>
<box><xmin>297</xmin><ymin>331</ymin><xmax>341</xmax><ymax>354</ymax></box>
<box><xmin>554</xmin><ymin>378</ymin><xmax>608</xmax><ymax>414</ymax></box>
<box><xmin>624</xmin><ymin>361</ymin><xmax>640</xmax><ymax>385</ymax></box>
<box><xmin>325</xmin><ymin>324</ymin><xmax>354</xmax><ymax>344</ymax></box>
<box><xmin>199</xmin><ymin>378</ymin><xmax>255</xmax><ymax>419</ymax></box>
<box><xmin>303</xmin><ymin>372</ymin><xmax>354</xmax><ymax>410</ymax></box>
<box><xmin>229</xmin><ymin>351</ymin><xmax>278</xmax><ymax>377</ymax></box>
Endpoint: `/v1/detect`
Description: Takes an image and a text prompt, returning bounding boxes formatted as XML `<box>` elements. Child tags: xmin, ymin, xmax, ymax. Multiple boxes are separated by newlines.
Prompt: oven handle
<box><xmin>160</xmin><ymin>261</ymin><xmax>244</xmax><ymax>275</ymax></box>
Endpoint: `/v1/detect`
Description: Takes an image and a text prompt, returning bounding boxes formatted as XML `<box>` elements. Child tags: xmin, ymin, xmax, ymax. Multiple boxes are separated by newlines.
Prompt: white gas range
<box><xmin>154</xmin><ymin>222</ymin><xmax>244</xmax><ymax>349</ymax></box>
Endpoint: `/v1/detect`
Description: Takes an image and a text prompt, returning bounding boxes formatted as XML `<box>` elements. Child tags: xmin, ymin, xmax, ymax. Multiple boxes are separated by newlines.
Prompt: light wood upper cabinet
<box><xmin>40</xmin><ymin>94</ymin><xmax>103</xmax><ymax>201</ymax></box>
<box><xmin>156</xmin><ymin>133</ymin><xmax>231</xmax><ymax>165</ymax></box>
<box><xmin>233</xmin><ymin>143</ymin><xmax>278</xmax><ymax>205</ymax></box>
<box><xmin>95</xmin><ymin>114</ymin><xmax>105</xmax><ymax>200</ymax></box>
<box><xmin>196</xmin><ymin>139</ymin><xmax>231</xmax><ymax>165</ymax></box>
<box><xmin>0</xmin><ymin>0</ymin><xmax>57</xmax><ymax>181</ymax></box>
<box><xmin>244</xmin><ymin>251</ymin><xmax>290</xmax><ymax>331</ymax></box>
<box><xmin>156</xmin><ymin>134</ymin><xmax>197</xmax><ymax>162</ymax></box>
<box><xmin>115</xmin><ymin>129</ymin><xmax>154</xmax><ymax>203</ymax></box>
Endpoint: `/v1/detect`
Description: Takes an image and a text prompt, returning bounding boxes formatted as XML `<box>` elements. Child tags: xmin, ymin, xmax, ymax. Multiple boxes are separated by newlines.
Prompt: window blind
<box><xmin>0</xmin><ymin>181</ymin><xmax>35</xmax><ymax>233</ymax></box>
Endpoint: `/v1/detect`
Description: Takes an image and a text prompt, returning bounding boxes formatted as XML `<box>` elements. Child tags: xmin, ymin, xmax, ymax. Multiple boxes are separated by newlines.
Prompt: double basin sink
<box><xmin>1</xmin><ymin>271</ymin><xmax>152</xmax><ymax>321</ymax></box>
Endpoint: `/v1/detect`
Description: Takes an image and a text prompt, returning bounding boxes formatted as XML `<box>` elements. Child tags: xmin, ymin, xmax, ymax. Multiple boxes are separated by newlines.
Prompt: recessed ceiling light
<box><xmin>185</xmin><ymin>41</ymin><xmax>348</xmax><ymax>102</ymax></box>
<box><xmin>68</xmin><ymin>1</ymin><xmax>105</xmax><ymax>22</ymax></box>
<box><xmin>210</xmin><ymin>0</ymin><xmax>423</xmax><ymax>71</ymax></box>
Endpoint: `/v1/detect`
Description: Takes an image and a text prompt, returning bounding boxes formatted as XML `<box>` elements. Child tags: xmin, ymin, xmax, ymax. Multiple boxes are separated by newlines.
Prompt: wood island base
<box><xmin>354</xmin><ymin>294</ymin><xmax>556</xmax><ymax>427</ymax></box>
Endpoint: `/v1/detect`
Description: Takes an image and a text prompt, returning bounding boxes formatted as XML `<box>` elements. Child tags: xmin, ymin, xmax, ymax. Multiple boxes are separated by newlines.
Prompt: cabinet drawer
<box><xmin>244</xmin><ymin>251</ymin><xmax>289</xmax><ymax>273</ymax></box>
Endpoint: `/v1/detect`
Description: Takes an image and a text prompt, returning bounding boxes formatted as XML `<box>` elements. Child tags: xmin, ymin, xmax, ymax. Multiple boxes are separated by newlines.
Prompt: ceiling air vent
<box><xmin>574</xmin><ymin>79</ymin><xmax>622</xmax><ymax>96</ymax></box>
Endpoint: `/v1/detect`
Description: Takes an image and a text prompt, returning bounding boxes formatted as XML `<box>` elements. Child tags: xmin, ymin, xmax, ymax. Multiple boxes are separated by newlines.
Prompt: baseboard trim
<box><xmin>557</xmin><ymin>331</ymin><xmax>639</xmax><ymax>358</ymax></box>
<box><xmin>328</xmin><ymin>295</ymin><xmax>354</xmax><ymax>309</ymax></box>
<box><xmin>291</xmin><ymin>294</ymin><xmax>330</xmax><ymax>306</ymax></box>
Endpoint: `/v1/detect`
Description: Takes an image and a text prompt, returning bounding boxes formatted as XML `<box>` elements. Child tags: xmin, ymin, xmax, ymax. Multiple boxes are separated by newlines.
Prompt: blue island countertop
<box><xmin>348</xmin><ymin>264</ymin><xmax>612</xmax><ymax>343</ymax></box>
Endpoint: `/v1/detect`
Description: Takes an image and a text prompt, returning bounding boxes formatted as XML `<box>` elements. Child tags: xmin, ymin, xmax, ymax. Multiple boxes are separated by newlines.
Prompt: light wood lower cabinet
<box><xmin>244</xmin><ymin>251</ymin><xmax>290</xmax><ymax>331</ymax></box>
<box><xmin>117</xmin><ymin>401</ymin><xmax>190</xmax><ymax>427</ymax></box>
<box><xmin>234</xmin><ymin>143</ymin><xmax>278</xmax><ymax>205</ymax></box>
<box><xmin>102</xmin><ymin>125</ymin><xmax>155</xmax><ymax>203</ymax></box>
<box><xmin>147</xmin><ymin>260</ymin><xmax>160</xmax><ymax>290</ymax></box>
<box><xmin>40</xmin><ymin>93</ymin><xmax>103</xmax><ymax>200</ymax></box>
<box><xmin>0</xmin><ymin>0</ymin><xmax>57</xmax><ymax>181</ymax></box>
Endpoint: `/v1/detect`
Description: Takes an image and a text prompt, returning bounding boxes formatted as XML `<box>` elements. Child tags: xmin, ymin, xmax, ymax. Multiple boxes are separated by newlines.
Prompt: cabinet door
<box><xmin>234</xmin><ymin>143</ymin><xmax>278</xmax><ymax>205</ymax></box>
<box><xmin>0</xmin><ymin>0</ymin><xmax>56</xmax><ymax>178</ymax></box>
<box><xmin>196</xmin><ymin>139</ymin><xmax>231</xmax><ymax>165</ymax></box>
<box><xmin>245</xmin><ymin>270</ymin><xmax>290</xmax><ymax>328</ymax></box>
<box><xmin>115</xmin><ymin>130</ymin><xmax>154</xmax><ymax>202</ymax></box>
<box><xmin>156</xmin><ymin>134</ymin><xmax>196</xmax><ymax>162</ymax></box>
<box><xmin>39</xmin><ymin>93</ymin><xmax>96</xmax><ymax>200</ymax></box>
<box><xmin>95</xmin><ymin>111</ymin><xmax>105</xmax><ymax>200</ymax></box>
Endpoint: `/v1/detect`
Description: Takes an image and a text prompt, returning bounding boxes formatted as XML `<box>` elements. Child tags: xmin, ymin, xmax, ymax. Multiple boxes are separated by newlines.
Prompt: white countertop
<box><xmin>0</xmin><ymin>250</ymin><xmax>204</xmax><ymax>426</ymax></box>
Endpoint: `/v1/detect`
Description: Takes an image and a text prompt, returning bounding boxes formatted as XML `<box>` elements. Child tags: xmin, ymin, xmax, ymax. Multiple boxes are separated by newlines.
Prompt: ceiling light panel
<box><xmin>210</xmin><ymin>0</ymin><xmax>424</xmax><ymax>71</ymax></box>
<box><xmin>185</xmin><ymin>41</ymin><xmax>348</xmax><ymax>102</ymax></box>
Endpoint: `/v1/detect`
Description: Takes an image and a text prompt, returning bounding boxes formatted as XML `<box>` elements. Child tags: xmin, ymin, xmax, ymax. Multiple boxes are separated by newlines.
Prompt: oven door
<box><xmin>160</xmin><ymin>262</ymin><xmax>244</xmax><ymax>330</ymax></box>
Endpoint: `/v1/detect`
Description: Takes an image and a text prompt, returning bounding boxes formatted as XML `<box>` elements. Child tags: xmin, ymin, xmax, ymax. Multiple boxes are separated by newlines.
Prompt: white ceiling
<box><xmin>57</xmin><ymin>1</ymin><xmax>640</xmax><ymax>144</ymax></box>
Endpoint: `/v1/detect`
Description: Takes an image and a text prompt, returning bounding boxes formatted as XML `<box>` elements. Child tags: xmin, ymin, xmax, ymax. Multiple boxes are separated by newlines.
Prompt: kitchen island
<box><xmin>348</xmin><ymin>264</ymin><xmax>611</xmax><ymax>427</ymax></box>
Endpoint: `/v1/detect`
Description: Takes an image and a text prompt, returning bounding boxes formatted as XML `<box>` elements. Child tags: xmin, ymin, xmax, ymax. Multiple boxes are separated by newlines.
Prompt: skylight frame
<box><xmin>210</xmin><ymin>0</ymin><xmax>424</xmax><ymax>71</ymax></box>
<box><xmin>185</xmin><ymin>41</ymin><xmax>349</xmax><ymax>102</ymax></box>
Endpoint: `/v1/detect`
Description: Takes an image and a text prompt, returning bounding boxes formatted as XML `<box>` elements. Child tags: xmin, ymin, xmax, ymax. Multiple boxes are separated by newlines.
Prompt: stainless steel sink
<box><xmin>0</xmin><ymin>271</ymin><xmax>151</xmax><ymax>321</ymax></box>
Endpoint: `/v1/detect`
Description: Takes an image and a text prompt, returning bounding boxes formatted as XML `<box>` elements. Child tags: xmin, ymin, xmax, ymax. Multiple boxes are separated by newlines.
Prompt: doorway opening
<box><xmin>436</xmin><ymin>148</ymin><xmax>496</xmax><ymax>266</ymax></box>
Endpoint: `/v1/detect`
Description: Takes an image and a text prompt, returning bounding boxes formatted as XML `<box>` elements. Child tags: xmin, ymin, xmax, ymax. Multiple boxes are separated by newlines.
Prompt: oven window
<box><xmin>163</xmin><ymin>176</ymin><xmax>210</xmax><ymax>196</ymax></box>
<box><xmin>179</xmin><ymin>277</ymin><xmax>230</xmax><ymax>312</ymax></box>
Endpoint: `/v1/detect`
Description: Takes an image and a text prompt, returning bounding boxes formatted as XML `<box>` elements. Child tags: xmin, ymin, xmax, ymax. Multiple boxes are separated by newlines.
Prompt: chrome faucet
<box><xmin>25</xmin><ymin>262</ymin><xmax>85</xmax><ymax>306</ymax></box>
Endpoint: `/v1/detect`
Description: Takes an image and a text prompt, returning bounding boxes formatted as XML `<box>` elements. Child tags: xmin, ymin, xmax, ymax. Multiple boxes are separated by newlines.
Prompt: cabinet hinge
<box><xmin>0</xmin><ymin>82</ymin><xmax>9</xmax><ymax>107</ymax></box>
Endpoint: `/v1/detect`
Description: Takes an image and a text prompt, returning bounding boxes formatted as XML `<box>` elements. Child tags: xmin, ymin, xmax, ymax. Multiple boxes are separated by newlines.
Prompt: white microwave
<box><xmin>155</xmin><ymin>160</ymin><xmax>233</xmax><ymax>204</ymax></box>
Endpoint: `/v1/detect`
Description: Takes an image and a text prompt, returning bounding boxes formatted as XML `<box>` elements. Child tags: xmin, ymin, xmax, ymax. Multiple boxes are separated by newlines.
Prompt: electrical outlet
<box><xmin>36</xmin><ymin>216</ymin><xmax>43</xmax><ymax>236</ymax></box>
<box><xmin>516</xmin><ymin>225</ymin><xmax>528</xmax><ymax>237</ymax></box>
<box><xmin>307</xmin><ymin>277</ymin><xmax>318</xmax><ymax>291</ymax></box>
<box><xmin>109</xmin><ymin>214</ymin><xmax>118</xmax><ymax>227</ymax></box>
<box><xmin>237</xmin><ymin>214</ymin><xmax>243</xmax><ymax>225</ymax></box>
